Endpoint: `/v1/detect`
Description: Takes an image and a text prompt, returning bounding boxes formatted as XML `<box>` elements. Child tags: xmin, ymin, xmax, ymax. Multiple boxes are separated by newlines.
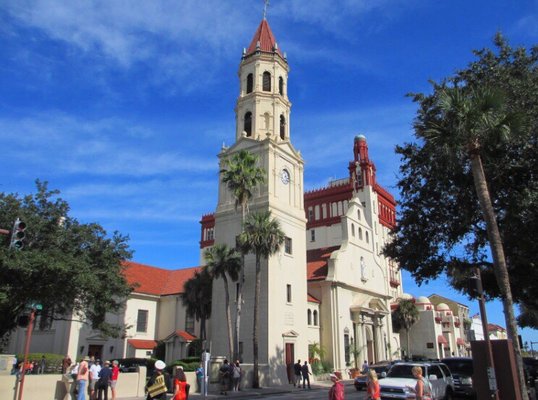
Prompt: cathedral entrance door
<box><xmin>285</xmin><ymin>343</ymin><xmax>294</xmax><ymax>384</ymax></box>
<box><xmin>367</xmin><ymin>340</ymin><xmax>375</xmax><ymax>364</ymax></box>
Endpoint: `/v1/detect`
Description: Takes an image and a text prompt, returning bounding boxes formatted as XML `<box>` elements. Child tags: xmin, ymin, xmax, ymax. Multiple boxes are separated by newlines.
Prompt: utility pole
<box><xmin>17</xmin><ymin>307</ymin><xmax>36</xmax><ymax>400</ymax></box>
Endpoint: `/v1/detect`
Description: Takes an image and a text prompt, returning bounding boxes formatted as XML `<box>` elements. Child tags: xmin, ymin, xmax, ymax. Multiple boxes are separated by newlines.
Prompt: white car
<box><xmin>379</xmin><ymin>362</ymin><xmax>455</xmax><ymax>400</ymax></box>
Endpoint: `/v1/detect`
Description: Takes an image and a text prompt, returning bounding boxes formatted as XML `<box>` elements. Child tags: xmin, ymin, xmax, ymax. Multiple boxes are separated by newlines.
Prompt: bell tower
<box><xmin>235</xmin><ymin>19</ymin><xmax>291</xmax><ymax>142</ymax></box>
<box><xmin>210</xmin><ymin>15</ymin><xmax>308</xmax><ymax>386</ymax></box>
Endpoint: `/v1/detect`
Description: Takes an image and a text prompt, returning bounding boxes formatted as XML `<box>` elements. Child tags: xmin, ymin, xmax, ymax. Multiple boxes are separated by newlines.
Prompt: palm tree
<box><xmin>220</xmin><ymin>149</ymin><xmax>266</xmax><ymax>360</ymax></box>
<box><xmin>239</xmin><ymin>210</ymin><xmax>284</xmax><ymax>388</ymax></box>
<box><xmin>391</xmin><ymin>299</ymin><xmax>419</xmax><ymax>358</ymax></box>
<box><xmin>423</xmin><ymin>85</ymin><xmax>528</xmax><ymax>398</ymax></box>
<box><xmin>181</xmin><ymin>268</ymin><xmax>213</xmax><ymax>341</ymax></box>
<box><xmin>204</xmin><ymin>243</ymin><xmax>241</xmax><ymax>359</ymax></box>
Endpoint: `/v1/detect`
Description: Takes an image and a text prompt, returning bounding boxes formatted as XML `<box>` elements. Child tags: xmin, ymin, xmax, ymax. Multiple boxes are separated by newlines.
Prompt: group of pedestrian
<box><xmin>64</xmin><ymin>355</ymin><xmax>119</xmax><ymax>400</ymax></box>
<box><xmin>218</xmin><ymin>359</ymin><xmax>242</xmax><ymax>395</ymax></box>
<box><xmin>13</xmin><ymin>355</ymin><xmax>47</xmax><ymax>377</ymax></box>
<box><xmin>144</xmin><ymin>360</ymin><xmax>191</xmax><ymax>400</ymax></box>
<box><xmin>292</xmin><ymin>359</ymin><xmax>312</xmax><ymax>389</ymax></box>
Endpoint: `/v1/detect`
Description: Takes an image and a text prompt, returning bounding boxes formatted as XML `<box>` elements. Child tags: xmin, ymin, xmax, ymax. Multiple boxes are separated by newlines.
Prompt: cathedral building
<box><xmin>199</xmin><ymin>16</ymin><xmax>402</xmax><ymax>384</ymax></box>
<box><xmin>6</xmin><ymin>16</ymin><xmax>404</xmax><ymax>385</ymax></box>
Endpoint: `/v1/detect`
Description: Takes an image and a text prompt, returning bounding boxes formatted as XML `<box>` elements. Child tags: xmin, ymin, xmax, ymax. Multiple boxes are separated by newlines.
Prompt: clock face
<box><xmin>281</xmin><ymin>169</ymin><xmax>290</xmax><ymax>184</ymax></box>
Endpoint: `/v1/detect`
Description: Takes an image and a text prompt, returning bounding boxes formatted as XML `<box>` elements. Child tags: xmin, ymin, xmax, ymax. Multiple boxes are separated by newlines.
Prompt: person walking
<box><xmin>293</xmin><ymin>359</ymin><xmax>302</xmax><ymax>387</ymax></box>
<box><xmin>145</xmin><ymin>360</ymin><xmax>170</xmax><ymax>400</ymax></box>
<box><xmin>173</xmin><ymin>366</ymin><xmax>189</xmax><ymax>400</ymax></box>
<box><xmin>301</xmin><ymin>360</ymin><xmax>312</xmax><ymax>389</ymax></box>
<box><xmin>328</xmin><ymin>371</ymin><xmax>345</xmax><ymax>400</ymax></box>
<box><xmin>76</xmin><ymin>356</ymin><xmax>90</xmax><ymax>400</ymax></box>
<box><xmin>231</xmin><ymin>360</ymin><xmax>242</xmax><ymax>391</ymax></box>
<box><xmin>366</xmin><ymin>369</ymin><xmax>381</xmax><ymax>400</ymax></box>
<box><xmin>110</xmin><ymin>360</ymin><xmax>120</xmax><ymax>400</ymax></box>
<box><xmin>38</xmin><ymin>355</ymin><xmax>46</xmax><ymax>374</ymax></box>
<box><xmin>407</xmin><ymin>366</ymin><xmax>432</xmax><ymax>400</ymax></box>
<box><xmin>97</xmin><ymin>361</ymin><xmax>112</xmax><ymax>400</ymax></box>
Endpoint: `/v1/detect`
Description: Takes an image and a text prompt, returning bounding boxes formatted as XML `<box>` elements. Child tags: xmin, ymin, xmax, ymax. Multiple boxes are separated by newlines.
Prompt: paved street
<box><xmin>118</xmin><ymin>380</ymin><xmax>366</xmax><ymax>400</ymax></box>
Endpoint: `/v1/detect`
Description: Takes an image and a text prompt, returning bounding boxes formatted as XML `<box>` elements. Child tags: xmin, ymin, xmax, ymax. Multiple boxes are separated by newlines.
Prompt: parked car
<box><xmin>379</xmin><ymin>361</ymin><xmax>455</xmax><ymax>399</ymax></box>
<box><xmin>354</xmin><ymin>363</ymin><xmax>390</xmax><ymax>390</ymax></box>
<box><xmin>441</xmin><ymin>357</ymin><xmax>476</xmax><ymax>399</ymax></box>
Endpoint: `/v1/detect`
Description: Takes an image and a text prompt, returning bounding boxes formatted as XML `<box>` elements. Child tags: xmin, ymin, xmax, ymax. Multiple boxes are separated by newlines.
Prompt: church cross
<box><xmin>263</xmin><ymin>0</ymin><xmax>270</xmax><ymax>20</ymax></box>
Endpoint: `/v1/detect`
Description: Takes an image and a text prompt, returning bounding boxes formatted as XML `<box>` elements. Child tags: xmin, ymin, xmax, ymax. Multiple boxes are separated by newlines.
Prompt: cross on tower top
<box><xmin>263</xmin><ymin>0</ymin><xmax>270</xmax><ymax>20</ymax></box>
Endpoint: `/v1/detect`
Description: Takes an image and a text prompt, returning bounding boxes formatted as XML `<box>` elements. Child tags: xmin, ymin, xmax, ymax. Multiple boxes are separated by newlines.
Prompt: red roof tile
<box><xmin>127</xmin><ymin>339</ymin><xmax>157</xmax><ymax>350</ymax></box>
<box><xmin>122</xmin><ymin>260</ymin><xmax>201</xmax><ymax>296</ymax></box>
<box><xmin>307</xmin><ymin>246</ymin><xmax>340</xmax><ymax>281</ymax></box>
<box><xmin>246</xmin><ymin>19</ymin><xmax>284</xmax><ymax>58</ymax></box>
<box><xmin>176</xmin><ymin>330</ymin><xmax>197</xmax><ymax>341</ymax></box>
<box><xmin>308</xmin><ymin>294</ymin><xmax>320</xmax><ymax>303</ymax></box>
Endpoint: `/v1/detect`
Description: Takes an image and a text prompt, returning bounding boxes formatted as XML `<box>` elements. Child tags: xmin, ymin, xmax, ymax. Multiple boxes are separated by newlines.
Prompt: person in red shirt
<box><xmin>367</xmin><ymin>369</ymin><xmax>381</xmax><ymax>400</ymax></box>
<box><xmin>328</xmin><ymin>371</ymin><xmax>345</xmax><ymax>400</ymax></box>
<box><xmin>110</xmin><ymin>360</ymin><xmax>120</xmax><ymax>400</ymax></box>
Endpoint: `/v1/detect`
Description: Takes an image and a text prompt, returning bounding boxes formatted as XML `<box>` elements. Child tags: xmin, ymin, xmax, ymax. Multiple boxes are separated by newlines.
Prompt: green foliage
<box><xmin>167</xmin><ymin>357</ymin><xmax>200</xmax><ymax>372</ymax></box>
<box><xmin>385</xmin><ymin>34</ymin><xmax>538</xmax><ymax>328</ymax></box>
<box><xmin>181</xmin><ymin>269</ymin><xmax>212</xmax><ymax>340</ymax></box>
<box><xmin>220</xmin><ymin>150</ymin><xmax>266</xmax><ymax>215</ymax></box>
<box><xmin>0</xmin><ymin>181</ymin><xmax>133</xmax><ymax>338</ymax></box>
<box><xmin>391</xmin><ymin>299</ymin><xmax>419</xmax><ymax>332</ymax></box>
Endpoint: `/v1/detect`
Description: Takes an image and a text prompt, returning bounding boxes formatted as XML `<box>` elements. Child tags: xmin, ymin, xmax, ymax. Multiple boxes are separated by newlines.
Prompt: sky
<box><xmin>1</xmin><ymin>0</ymin><xmax>537</xmax><ymax>346</ymax></box>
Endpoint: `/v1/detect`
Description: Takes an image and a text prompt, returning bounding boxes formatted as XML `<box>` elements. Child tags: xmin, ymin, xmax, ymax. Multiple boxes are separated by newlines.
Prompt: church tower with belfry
<box><xmin>204</xmin><ymin>12</ymin><xmax>309</xmax><ymax>385</ymax></box>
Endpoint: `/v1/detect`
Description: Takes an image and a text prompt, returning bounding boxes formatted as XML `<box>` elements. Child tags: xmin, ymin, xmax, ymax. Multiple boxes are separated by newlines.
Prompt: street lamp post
<box><xmin>471</xmin><ymin>267</ymin><xmax>500</xmax><ymax>400</ymax></box>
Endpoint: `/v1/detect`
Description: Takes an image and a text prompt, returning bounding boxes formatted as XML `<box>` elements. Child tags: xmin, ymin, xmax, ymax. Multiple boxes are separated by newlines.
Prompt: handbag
<box><xmin>148</xmin><ymin>374</ymin><xmax>167</xmax><ymax>398</ymax></box>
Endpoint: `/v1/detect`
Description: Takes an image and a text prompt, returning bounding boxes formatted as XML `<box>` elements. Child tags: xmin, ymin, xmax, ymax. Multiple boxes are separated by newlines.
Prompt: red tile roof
<box><xmin>437</xmin><ymin>335</ymin><xmax>448</xmax><ymax>344</ymax></box>
<box><xmin>307</xmin><ymin>246</ymin><xmax>340</xmax><ymax>281</ymax></box>
<box><xmin>246</xmin><ymin>19</ymin><xmax>284</xmax><ymax>58</ymax></box>
<box><xmin>127</xmin><ymin>339</ymin><xmax>157</xmax><ymax>350</ymax></box>
<box><xmin>308</xmin><ymin>294</ymin><xmax>321</xmax><ymax>303</ymax></box>
<box><xmin>122</xmin><ymin>260</ymin><xmax>201</xmax><ymax>296</ymax></box>
<box><xmin>176</xmin><ymin>330</ymin><xmax>197</xmax><ymax>341</ymax></box>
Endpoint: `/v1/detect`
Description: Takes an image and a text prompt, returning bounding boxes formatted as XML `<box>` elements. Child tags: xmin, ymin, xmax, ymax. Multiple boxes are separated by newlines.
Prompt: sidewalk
<box><xmin>118</xmin><ymin>379</ymin><xmax>352</xmax><ymax>400</ymax></box>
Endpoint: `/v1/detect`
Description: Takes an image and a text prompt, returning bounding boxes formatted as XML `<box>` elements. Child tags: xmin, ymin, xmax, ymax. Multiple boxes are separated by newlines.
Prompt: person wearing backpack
<box><xmin>232</xmin><ymin>360</ymin><xmax>242</xmax><ymax>391</ymax></box>
<box><xmin>219</xmin><ymin>359</ymin><xmax>231</xmax><ymax>395</ymax></box>
<box><xmin>97</xmin><ymin>361</ymin><xmax>112</xmax><ymax>400</ymax></box>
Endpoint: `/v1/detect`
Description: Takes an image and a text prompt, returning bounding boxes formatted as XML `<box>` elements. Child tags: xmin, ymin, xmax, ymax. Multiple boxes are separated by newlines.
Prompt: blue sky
<box><xmin>1</xmin><ymin>1</ymin><xmax>537</xmax><ymax>345</ymax></box>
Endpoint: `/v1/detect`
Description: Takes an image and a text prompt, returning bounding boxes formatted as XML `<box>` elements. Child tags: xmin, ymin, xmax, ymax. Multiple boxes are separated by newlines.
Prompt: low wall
<box><xmin>0</xmin><ymin>367</ymin><xmax>147</xmax><ymax>400</ymax></box>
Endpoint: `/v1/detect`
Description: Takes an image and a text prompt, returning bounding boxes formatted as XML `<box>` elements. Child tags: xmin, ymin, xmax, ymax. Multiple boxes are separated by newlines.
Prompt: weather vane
<box><xmin>263</xmin><ymin>0</ymin><xmax>270</xmax><ymax>20</ymax></box>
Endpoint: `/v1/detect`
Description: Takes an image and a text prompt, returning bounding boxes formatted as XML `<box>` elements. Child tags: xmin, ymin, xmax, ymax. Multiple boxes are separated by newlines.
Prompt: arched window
<box><xmin>244</xmin><ymin>112</ymin><xmax>252</xmax><ymax>136</ymax></box>
<box><xmin>351</xmin><ymin>223</ymin><xmax>355</xmax><ymax>237</ymax></box>
<box><xmin>280</xmin><ymin>115</ymin><xmax>286</xmax><ymax>139</ymax></box>
<box><xmin>359</xmin><ymin>227</ymin><xmax>363</xmax><ymax>240</ymax></box>
<box><xmin>307</xmin><ymin>309</ymin><xmax>312</xmax><ymax>325</ymax></box>
<box><xmin>263</xmin><ymin>71</ymin><xmax>271</xmax><ymax>91</ymax></box>
<box><xmin>279</xmin><ymin>76</ymin><xmax>284</xmax><ymax>95</ymax></box>
<box><xmin>313</xmin><ymin>310</ymin><xmax>318</xmax><ymax>326</ymax></box>
<box><xmin>357</xmin><ymin>209</ymin><xmax>361</xmax><ymax>220</ymax></box>
<box><xmin>246</xmin><ymin>73</ymin><xmax>253</xmax><ymax>94</ymax></box>
<box><xmin>366</xmin><ymin>231</ymin><xmax>369</xmax><ymax>243</ymax></box>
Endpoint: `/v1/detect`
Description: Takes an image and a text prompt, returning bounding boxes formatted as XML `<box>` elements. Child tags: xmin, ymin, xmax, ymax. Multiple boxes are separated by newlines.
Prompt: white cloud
<box><xmin>0</xmin><ymin>112</ymin><xmax>217</xmax><ymax>177</ymax></box>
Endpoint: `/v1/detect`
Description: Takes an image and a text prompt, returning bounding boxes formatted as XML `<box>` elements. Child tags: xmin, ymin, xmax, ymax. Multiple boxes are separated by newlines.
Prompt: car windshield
<box><xmin>387</xmin><ymin>364</ymin><xmax>416</xmax><ymax>379</ymax></box>
<box><xmin>442</xmin><ymin>360</ymin><xmax>473</xmax><ymax>376</ymax></box>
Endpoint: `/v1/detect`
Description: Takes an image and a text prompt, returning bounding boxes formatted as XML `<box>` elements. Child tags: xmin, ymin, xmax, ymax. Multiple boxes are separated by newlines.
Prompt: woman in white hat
<box><xmin>145</xmin><ymin>360</ymin><xmax>170</xmax><ymax>400</ymax></box>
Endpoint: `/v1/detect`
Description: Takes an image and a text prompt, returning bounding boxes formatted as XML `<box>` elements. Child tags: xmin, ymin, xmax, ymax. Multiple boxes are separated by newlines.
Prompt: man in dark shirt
<box><xmin>301</xmin><ymin>361</ymin><xmax>311</xmax><ymax>389</ymax></box>
<box><xmin>97</xmin><ymin>361</ymin><xmax>112</xmax><ymax>400</ymax></box>
<box><xmin>293</xmin><ymin>359</ymin><xmax>302</xmax><ymax>387</ymax></box>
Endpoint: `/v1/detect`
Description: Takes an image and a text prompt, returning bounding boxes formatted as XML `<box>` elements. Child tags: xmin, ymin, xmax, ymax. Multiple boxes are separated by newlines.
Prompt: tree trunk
<box><xmin>252</xmin><ymin>254</ymin><xmax>261</xmax><ymax>388</ymax></box>
<box><xmin>233</xmin><ymin>203</ymin><xmax>247</xmax><ymax>362</ymax></box>
<box><xmin>470</xmin><ymin>153</ymin><xmax>528</xmax><ymax>400</ymax></box>
<box><xmin>223</xmin><ymin>275</ymin><xmax>234</xmax><ymax>361</ymax></box>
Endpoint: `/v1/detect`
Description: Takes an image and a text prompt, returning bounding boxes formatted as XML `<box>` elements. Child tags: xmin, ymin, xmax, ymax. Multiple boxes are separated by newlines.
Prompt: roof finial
<box><xmin>263</xmin><ymin>0</ymin><xmax>270</xmax><ymax>20</ymax></box>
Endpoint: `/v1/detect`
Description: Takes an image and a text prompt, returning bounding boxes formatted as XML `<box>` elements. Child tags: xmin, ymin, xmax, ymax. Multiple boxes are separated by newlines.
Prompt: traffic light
<box><xmin>10</xmin><ymin>218</ymin><xmax>26</xmax><ymax>250</ymax></box>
